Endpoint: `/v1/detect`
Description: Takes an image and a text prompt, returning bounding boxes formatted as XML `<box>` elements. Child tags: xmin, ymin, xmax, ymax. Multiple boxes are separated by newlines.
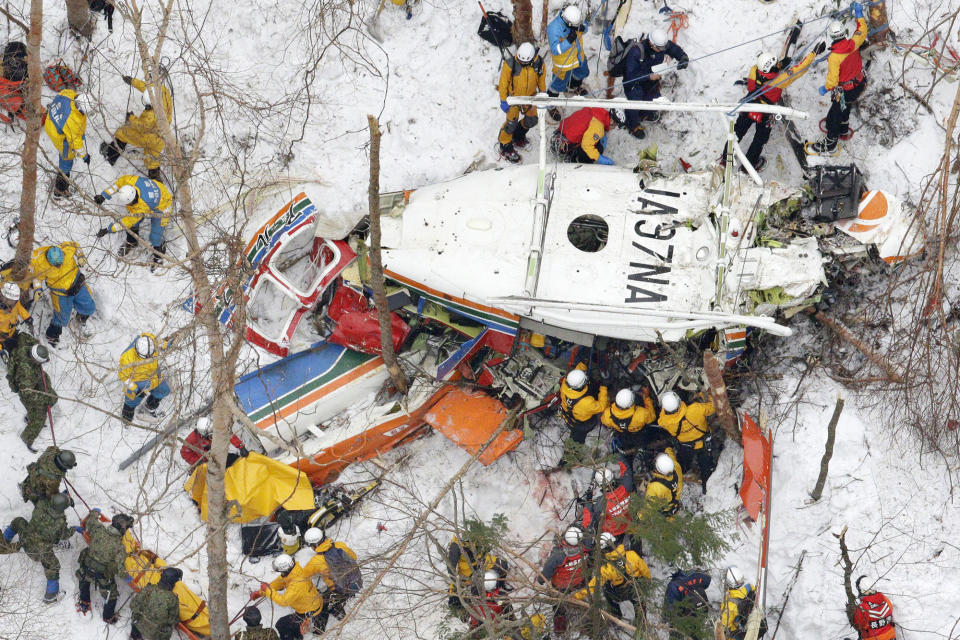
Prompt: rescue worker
<box><xmin>88</xmin><ymin>0</ymin><xmax>115</xmax><ymax>33</ymax></box>
<box><xmin>466</xmin><ymin>569</ymin><xmax>514</xmax><ymax>630</ymax></box>
<box><xmin>94</xmin><ymin>174</ymin><xmax>173</xmax><ymax>268</ymax></box>
<box><xmin>556</xmin><ymin>362</ymin><xmax>610</xmax><ymax>467</ymax></box>
<box><xmin>809</xmin><ymin>3</ymin><xmax>868</xmax><ymax>154</ymax></box>
<box><xmin>622</xmin><ymin>29</ymin><xmax>689</xmax><ymax>139</ymax></box>
<box><xmin>497</xmin><ymin>42</ymin><xmax>546</xmax><ymax>164</ymax></box>
<box><xmin>0</xmin><ymin>281</ymin><xmax>29</xmax><ymax>353</ymax></box>
<box><xmin>234</xmin><ymin>606</ymin><xmax>280</xmax><ymax>640</ymax></box>
<box><xmin>538</xmin><ymin>526</ymin><xmax>587</xmax><ymax>636</ymax></box>
<box><xmin>581</xmin><ymin>466</ymin><xmax>633</xmax><ymax>543</ymax></box>
<box><xmin>43</xmin><ymin>89</ymin><xmax>90</xmax><ymax>198</ymax></box>
<box><xmin>76</xmin><ymin>511</ymin><xmax>133</xmax><ymax>623</ymax></box>
<box><xmin>100</xmin><ymin>75</ymin><xmax>172</xmax><ymax>180</ymax></box>
<box><xmin>545</xmin><ymin>5</ymin><xmax>589</xmax><ymax>120</ymax></box>
<box><xmin>554</xmin><ymin>107</ymin><xmax>614</xmax><ymax>165</ymax></box>
<box><xmin>447</xmin><ymin>533</ymin><xmax>508</xmax><ymax>617</ymax></box>
<box><xmin>852</xmin><ymin>577</ymin><xmax>896</xmax><ymax>640</ymax></box>
<box><xmin>252</xmin><ymin>554</ymin><xmax>323</xmax><ymax>640</ymax></box>
<box><xmin>720</xmin><ymin>566</ymin><xmax>766</xmax><ymax>640</ymax></box>
<box><xmin>30</xmin><ymin>242</ymin><xmax>95</xmax><ymax>346</ymax></box>
<box><xmin>600</xmin><ymin>387</ymin><xmax>657</xmax><ymax>491</ymax></box>
<box><xmin>180</xmin><ymin>416</ymin><xmax>249</xmax><ymax>467</ymax></box>
<box><xmin>118</xmin><ymin>332</ymin><xmax>170</xmax><ymax>423</ymax></box>
<box><xmin>6</xmin><ymin>334</ymin><xmax>57</xmax><ymax>451</ymax></box>
<box><xmin>722</xmin><ymin>44</ymin><xmax>822</xmax><ymax>170</ymax></box>
<box><xmin>302</xmin><ymin>527</ymin><xmax>362</xmax><ymax>632</ymax></box>
<box><xmin>658</xmin><ymin>390</ymin><xmax>717</xmax><ymax>490</ymax></box>
<box><xmin>2</xmin><ymin>493</ymin><xmax>77</xmax><ymax>602</ymax></box>
<box><xmin>644</xmin><ymin>449</ymin><xmax>682</xmax><ymax>518</ymax></box>
<box><xmin>594</xmin><ymin>531</ymin><xmax>650</xmax><ymax>618</ymax></box>
<box><xmin>277</xmin><ymin>510</ymin><xmax>303</xmax><ymax>556</ymax></box>
<box><xmin>19</xmin><ymin>445</ymin><xmax>76</xmax><ymax>505</ymax></box>
<box><xmin>663</xmin><ymin>568</ymin><xmax>711</xmax><ymax>640</ymax></box>
<box><xmin>130</xmin><ymin>566</ymin><xmax>182</xmax><ymax>640</ymax></box>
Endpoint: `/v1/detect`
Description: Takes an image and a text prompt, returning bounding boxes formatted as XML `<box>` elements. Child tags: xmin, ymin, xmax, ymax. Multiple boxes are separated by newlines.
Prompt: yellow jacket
<box><xmin>825</xmin><ymin>18</ymin><xmax>868</xmax><ymax>90</ymax></box>
<box><xmin>644</xmin><ymin>447</ymin><xmax>682</xmax><ymax>516</ymax></box>
<box><xmin>103</xmin><ymin>176</ymin><xmax>173</xmax><ymax>231</ymax></box>
<box><xmin>600</xmin><ymin>545</ymin><xmax>650</xmax><ymax>587</ymax></box>
<box><xmin>130</xmin><ymin>78</ymin><xmax>173</xmax><ymax>128</ymax></box>
<box><xmin>302</xmin><ymin>539</ymin><xmax>358</xmax><ymax>589</ymax></box>
<box><xmin>30</xmin><ymin>243</ymin><xmax>84</xmax><ymax>292</ymax></box>
<box><xmin>43</xmin><ymin>89</ymin><xmax>87</xmax><ymax>159</ymax></box>
<box><xmin>448</xmin><ymin>536</ymin><xmax>500</xmax><ymax>579</ymax></box>
<box><xmin>658</xmin><ymin>400</ymin><xmax>715</xmax><ymax>446</ymax></box>
<box><xmin>757</xmin><ymin>50</ymin><xmax>816</xmax><ymax>97</ymax></box>
<box><xmin>601</xmin><ymin>396</ymin><xmax>655</xmax><ymax>433</ymax></box>
<box><xmin>559</xmin><ymin>363</ymin><xmax>609</xmax><ymax>425</ymax></box>
<box><xmin>0</xmin><ymin>301</ymin><xmax>29</xmax><ymax>338</ymax></box>
<box><xmin>721</xmin><ymin>585</ymin><xmax>754</xmax><ymax>633</ymax></box>
<box><xmin>553</xmin><ymin>32</ymin><xmax>585</xmax><ymax>73</ymax></box>
<box><xmin>265</xmin><ymin>563</ymin><xmax>323</xmax><ymax>614</ymax></box>
<box><xmin>118</xmin><ymin>333</ymin><xmax>163</xmax><ymax>386</ymax></box>
<box><xmin>498</xmin><ymin>57</ymin><xmax>546</xmax><ymax>100</ymax></box>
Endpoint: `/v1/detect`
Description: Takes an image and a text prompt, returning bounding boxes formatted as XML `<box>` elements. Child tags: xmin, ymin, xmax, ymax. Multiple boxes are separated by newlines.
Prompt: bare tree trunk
<box><xmin>834</xmin><ymin>526</ymin><xmax>857</xmax><ymax>626</ymax></box>
<box><xmin>703</xmin><ymin>350</ymin><xmax>740</xmax><ymax>444</ymax></box>
<box><xmin>814</xmin><ymin>311</ymin><xmax>904</xmax><ymax>383</ymax></box>
<box><xmin>65</xmin><ymin>0</ymin><xmax>93</xmax><ymax>39</ymax></box>
<box><xmin>511</xmin><ymin>0</ymin><xmax>533</xmax><ymax>43</ymax></box>
<box><xmin>810</xmin><ymin>395</ymin><xmax>844</xmax><ymax>502</ymax></box>
<box><xmin>539</xmin><ymin>0</ymin><xmax>548</xmax><ymax>40</ymax></box>
<box><xmin>13</xmin><ymin>0</ymin><xmax>42</xmax><ymax>289</ymax></box>
<box><xmin>366</xmin><ymin>114</ymin><xmax>408</xmax><ymax>394</ymax></box>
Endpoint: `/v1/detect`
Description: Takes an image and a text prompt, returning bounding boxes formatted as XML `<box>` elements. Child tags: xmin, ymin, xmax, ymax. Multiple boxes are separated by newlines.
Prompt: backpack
<box><xmin>43</xmin><ymin>63</ymin><xmax>82</xmax><ymax>92</ymax></box>
<box><xmin>608</xmin><ymin>36</ymin><xmax>640</xmax><ymax>78</ymax></box>
<box><xmin>478</xmin><ymin>11</ymin><xmax>513</xmax><ymax>48</ymax></box>
<box><xmin>323</xmin><ymin>546</ymin><xmax>362</xmax><ymax>595</ymax></box>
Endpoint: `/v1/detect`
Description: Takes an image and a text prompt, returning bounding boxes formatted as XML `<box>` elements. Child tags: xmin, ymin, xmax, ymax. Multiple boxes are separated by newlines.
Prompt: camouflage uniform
<box><xmin>130</xmin><ymin>583</ymin><xmax>180</xmax><ymax>640</ymax></box>
<box><xmin>5</xmin><ymin>333</ymin><xmax>57</xmax><ymax>447</ymax></box>
<box><xmin>9</xmin><ymin>496</ymin><xmax>74</xmax><ymax>579</ymax></box>
<box><xmin>77</xmin><ymin>512</ymin><xmax>127</xmax><ymax>617</ymax></box>
<box><xmin>20</xmin><ymin>446</ymin><xmax>68</xmax><ymax>504</ymax></box>
<box><xmin>233</xmin><ymin>626</ymin><xmax>280</xmax><ymax>640</ymax></box>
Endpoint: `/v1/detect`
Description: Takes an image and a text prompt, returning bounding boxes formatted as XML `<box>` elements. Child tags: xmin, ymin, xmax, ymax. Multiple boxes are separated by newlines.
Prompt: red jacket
<box><xmin>180</xmin><ymin>429</ymin><xmax>245</xmax><ymax>466</ymax></box>
<box><xmin>558</xmin><ymin>107</ymin><xmax>611</xmax><ymax>144</ymax></box>
<box><xmin>582</xmin><ymin>484</ymin><xmax>632</xmax><ymax>536</ymax></box>
<box><xmin>853</xmin><ymin>593</ymin><xmax>896</xmax><ymax>640</ymax></box>
<box><xmin>468</xmin><ymin>589</ymin><xmax>507</xmax><ymax>628</ymax></box>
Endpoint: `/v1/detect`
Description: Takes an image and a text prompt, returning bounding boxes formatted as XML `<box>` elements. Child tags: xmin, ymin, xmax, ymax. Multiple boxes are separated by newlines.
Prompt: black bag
<box><xmin>324</xmin><ymin>546</ymin><xmax>363</xmax><ymax>595</ymax></box>
<box><xmin>478</xmin><ymin>11</ymin><xmax>513</xmax><ymax>48</ymax></box>
<box><xmin>608</xmin><ymin>36</ymin><xmax>640</xmax><ymax>78</ymax></box>
<box><xmin>241</xmin><ymin>522</ymin><xmax>282</xmax><ymax>559</ymax></box>
<box><xmin>2</xmin><ymin>42</ymin><xmax>27</xmax><ymax>82</ymax></box>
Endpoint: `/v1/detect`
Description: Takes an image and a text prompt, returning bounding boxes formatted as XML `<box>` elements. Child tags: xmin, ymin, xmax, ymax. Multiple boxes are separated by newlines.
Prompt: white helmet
<box><xmin>726</xmin><ymin>566</ymin><xmax>745</xmax><ymax>588</ymax></box>
<box><xmin>655</xmin><ymin>452</ymin><xmax>674</xmax><ymax>475</ymax></box>
<box><xmin>599</xmin><ymin>531</ymin><xmax>617</xmax><ymax>550</ymax></box>
<box><xmin>116</xmin><ymin>184</ymin><xmax>138</xmax><ymax>205</ymax></box>
<box><xmin>594</xmin><ymin>467</ymin><xmax>615</xmax><ymax>489</ymax></box>
<box><xmin>516</xmin><ymin>42</ymin><xmax>536</xmax><ymax>64</ymax></box>
<box><xmin>649</xmin><ymin>29</ymin><xmax>669</xmax><ymax>48</ymax></box>
<box><xmin>566</xmin><ymin>369</ymin><xmax>587</xmax><ymax>390</ymax></box>
<box><xmin>303</xmin><ymin>527</ymin><xmax>325</xmax><ymax>546</ymax></box>
<box><xmin>135</xmin><ymin>334</ymin><xmax>156</xmax><ymax>358</ymax></box>
<box><xmin>756</xmin><ymin>51</ymin><xmax>777</xmax><ymax>74</ymax></box>
<box><xmin>72</xmin><ymin>92</ymin><xmax>89</xmax><ymax>114</ymax></box>
<box><xmin>195</xmin><ymin>416</ymin><xmax>212</xmax><ymax>437</ymax></box>
<box><xmin>272</xmin><ymin>553</ymin><xmax>295</xmax><ymax>573</ymax></box>
<box><xmin>31</xmin><ymin>344</ymin><xmax>50</xmax><ymax>364</ymax></box>
<box><xmin>660</xmin><ymin>391</ymin><xmax>681</xmax><ymax>413</ymax></box>
<box><xmin>562</xmin><ymin>526</ymin><xmax>583</xmax><ymax>547</ymax></box>
<box><xmin>827</xmin><ymin>20</ymin><xmax>847</xmax><ymax>41</ymax></box>
<box><xmin>561</xmin><ymin>5</ymin><xmax>582</xmax><ymax>28</ymax></box>
<box><xmin>483</xmin><ymin>569</ymin><xmax>500</xmax><ymax>592</ymax></box>
<box><xmin>1</xmin><ymin>282</ymin><xmax>19</xmax><ymax>301</ymax></box>
<box><xmin>615</xmin><ymin>389</ymin><xmax>634</xmax><ymax>409</ymax></box>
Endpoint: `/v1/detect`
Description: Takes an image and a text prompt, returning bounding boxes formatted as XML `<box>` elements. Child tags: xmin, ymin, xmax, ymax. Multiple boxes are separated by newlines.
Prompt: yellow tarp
<box><xmin>184</xmin><ymin>451</ymin><xmax>315</xmax><ymax>523</ymax></box>
<box><xmin>122</xmin><ymin>532</ymin><xmax>210</xmax><ymax>638</ymax></box>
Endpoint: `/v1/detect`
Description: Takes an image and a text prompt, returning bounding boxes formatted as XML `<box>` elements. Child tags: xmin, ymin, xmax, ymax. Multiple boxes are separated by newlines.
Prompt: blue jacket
<box><xmin>547</xmin><ymin>15</ymin><xmax>587</xmax><ymax>72</ymax></box>
<box><xmin>624</xmin><ymin>39</ymin><xmax>689</xmax><ymax>97</ymax></box>
<box><xmin>664</xmin><ymin>570</ymin><xmax>711</xmax><ymax>607</ymax></box>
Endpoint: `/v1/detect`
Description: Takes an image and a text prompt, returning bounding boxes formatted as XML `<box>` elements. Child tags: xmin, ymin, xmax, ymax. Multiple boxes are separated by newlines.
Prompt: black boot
<box><xmin>121</xmin><ymin>404</ymin><xmax>135</xmax><ymax>423</ymax></box>
<box><xmin>150</xmin><ymin>244</ymin><xmax>166</xmax><ymax>273</ymax></box>
<box><xmin>102</xmin><ymin>596</ymin><xmax>118</xmax><ymax>623</ymax></box>
<box><xmin>45</xmin><ymin>323</ymin><xmax>63</xmax><ymax>347</ymax></box>
<box><xmin>499</xmin><ymin>143</ymin><xmax>521</xmax><ymax>164</ymax></box>
<box><xmin>118</xmin><ymin>231</ymin><xmax>139</xmax><ymax>257</ymax></box>
<box><xmin>146</xmin><ymin>167</ymin><xmax>161</xmax><ymax>181</ymax></box>
<box><xmin>547</xmin><ymin>91</ymin><xmax>562</xmax><ymax>121</ymax></box>
<box><xmin>53</xmin><ymin>173</ymin><xmax>70</xmax><ymax>199</ymax></box>
<box><xmin>99</xmin><ymin>139</ymin><xmax>125</xmax><ymax>166</ymax></box>
<box><xmin>77</xmin><ymin>581</ymin><xmax>91</xmax><ymax>614</ymax></box>
<box><xmin>144</xmin><ymin>394</ymin><xmax>164</xmax><ymax>418</ymax></box>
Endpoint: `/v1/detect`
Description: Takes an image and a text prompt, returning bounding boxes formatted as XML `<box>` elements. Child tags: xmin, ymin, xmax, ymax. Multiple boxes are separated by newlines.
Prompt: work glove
<box><xmin>96</xmin><ymin>228</ymin><xmax>110</xmax><ymax>238</ymax></box>
<box><xmin>500</xmin><ymin>100</ymin><xmax>509</xmax><ymax>113</ymax></box>
<box><xmin>677</xmin><ymin>59</ymin><xmax>689</xmax><ymax>70</ymax></box>
<box><xmin>74</xmin><ymin>526</ymin><xmax>84</xmax><ymax>534</ymax></box>
<box><xmin>596</xmin><ymin>155</ymin><xmax>615</xmax><ymax>166</ymax></box>
<box><xmin>260</xmin><ymin>582</ymin><xmax>269</xmax><ymax>592</ymax></box>
<box><xmin>250</xmin><ymin>589</ymin><xmax>263</xmax><ymax>599</ymax></box>
<box><xmin>851</xmin><ymin>1</ymin><xmax>863</xmax><ymax>18</ymax></box>
<box><xmin>83</xmin><ymin>155</ymin><xmax>91</xmax><ymax>165</ymax></box>
<box><xmin>818</xmin><ymin>85</ymin><xmax>829</xmax><ymax>96</ymax></box>
<box><xmin>122</xmin><ymin>75</ymin><xmax>133</xmax><ymax>85</ymax></box>
<box><xmin>94</xmin><ymin>194</ymin><xmax>105</xmax><ymax>205</ymax></box>
<box><xmin>734</xmin><ymin>78</ymin><xmax>748</xmax><ymax>86</ymax></box>
<box><xmin>239</xmin><ymin>447</ymin><xmax>250</xmax><ymax>457</ymax></box>
<box><xmin>813</xmin><ymin>41</ymin><xmax>827</xmax><ymax>55</ymax></box>
<box><xmin>125</xmin><ymin>111</ymin><xmax>134</xmax><ymax>120</ymax></box>
<box><xmin>566</xmin><ymin>30</ymin><xmax>577</xmax><ymax>43</ymax></box>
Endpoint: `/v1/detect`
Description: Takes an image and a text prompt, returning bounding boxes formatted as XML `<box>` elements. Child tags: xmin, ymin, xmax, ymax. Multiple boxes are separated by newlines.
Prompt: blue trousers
<box><xmin>50</xmin><ymin>285</ymin><xmax>95</xmax><ymax>328</ymax></box>
<box><xmin>124</xmin><ymin>379</ymin><xmax>170</xmax><ymax>408</ymax></box>
<box><xmin>549</xmin><ymin>59</ymin><xmax>590</xmax><ymax>94</ymax></box>
<box><xmin>132</xmin><ymin>219</ymin><xmax>167</xmax><ymax>249</ymax></box>
<box><xmin>624</xmin><ymin>80</ymin><xmax>662</xmax><ymax>131</ymax></box>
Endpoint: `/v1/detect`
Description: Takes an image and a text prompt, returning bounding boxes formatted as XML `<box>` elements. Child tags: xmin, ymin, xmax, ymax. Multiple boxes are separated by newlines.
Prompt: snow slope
<box><xmin>0</xmin><ymin>0</ymin><xmax>957</xmax><ymax>638</ymax></box>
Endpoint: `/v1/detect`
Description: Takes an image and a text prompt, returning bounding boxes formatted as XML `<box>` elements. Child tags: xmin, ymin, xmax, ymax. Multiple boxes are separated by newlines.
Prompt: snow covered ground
<box><xmin>0</xmin><ymin>0</ymin><xmax>958</xmax><ymax>638</ymax></box>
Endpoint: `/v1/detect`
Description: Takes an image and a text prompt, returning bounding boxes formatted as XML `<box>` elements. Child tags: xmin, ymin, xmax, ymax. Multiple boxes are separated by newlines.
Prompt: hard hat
<box><xmin>660</xmin><ymin>391</ymin><xmax>681</xmax><ymax>413</ymax></box>
<box><xmin>50</xmin><ymin>493</ymin><xmax>70</xmax><ymax>511</ymax></box>
<box><xmin>45</xmin><ymin>246</ymin><xmax>65</xmax><ymax>267</ymax></box>
<box><xmin>272</xmin><ymin>553</ymin><xmax>295</xmax><ymax>573</ymax></box>
<box><xmin>303</xmin><ymin>527</ymin><xmax>326</xmax><ymax>546</ymax></box>
<box><xmin>1</xmin><ymin>282</ymin><xmax>19</xmax><ymax>300</ymax></box>
<box><xmin>116</xmin><ymin>184</ymin><xmax>138</xmax><ymax>206</ymax></box>
<box><xmin>159</xmin><ymin>566</ymin><xmax>183</xmax><ymax>587</ymax></box>
<box><xmin>726</xmin><ymin>566</ymin><xmax>745</xmax><ymax>587</ymax></box>
<box><xmin>483</xmin><ymin>569</ymin><xmax>500</xmax><ymax>592</ymax></box>
<box><xmin>594</xmin><ymin>467</ymin><xmax>615</xmax><ymax>488</ymax></box>
<box><xmin>529</xmin><ymin>333</ymin><xmax>545</xmax><ymax>348</ymax></box>
<box><xmin>756</xmin><ymin>51</ymin><xmax>777</xmax><ymax>74</ymax></box>
<box><xmin>615</xmin><ymin>388</ymin><xmax>634</xmax><ymax>409</ymax></box>
<box><xmin>655</xmin><ymin>452</ymin><xmax>674</xmax><ymax>475</ymax></box>
<box><xmin>31</xmin><ymin>344</ymin><xmax>49</xmax><ymax>364</ymax></box>
<box><xmin>6</xmin><ymin>223</ymin><xmax>19</xmax><ymax>248</ymax></box>
<box><xmin>195</xmin><ymin>416</ymin><xmax>212</xmax><ymax>437</ymax></box>
<box><xmin>599</xmin><ymin>531</ymin><xmax>616</xmax><ymax>550</ymax></box>
<box><xmin>562</xmin><ymin>526</ymin><xmax>583</xmax><ymax>547</ymax></box>
<box><xmin>649</xmin><ymin>29</ymin><xmax>669</xmax><ymax>48</ymax></box>
<box><xmin>54</xmin><ymin>449</ymin><xmax>76</xmax><ymax>470</ymax></box>
<box><xmin>135</xmin><ymin>334</ymin><xmax>156</xmax><ymax>358</ymax></box>
<box><xmin>827</xmin><ymin>20</ymin><xmax>847</xmax><ymax>41</ymax></box>
<box><xmin>111</xmin><ymin>513</ymin><xmax>134</xmax><ymax>533</ymax></box>
<box><xmin>242</xmin><ymin>606</ymin><xmax>262</xmax><ymax>626</ymax></box>
<box><xmin>517</xmin><ymin>42</ymin><xmax>536</xmax><ymax>64</ymax></box>
<box><xmin>566</xmin><ymin>369</ymin><xmax>587</xmax><ymax>390</ymax></box>
<box><xmin>561</xmin><ymin>5</ymin><xmax>583</xmax><ymax>28</ymax></box>
<box><xmin>72</xmin><ymin>92</ymin><xmax>89</xmax><ymax>114</ymax></box>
